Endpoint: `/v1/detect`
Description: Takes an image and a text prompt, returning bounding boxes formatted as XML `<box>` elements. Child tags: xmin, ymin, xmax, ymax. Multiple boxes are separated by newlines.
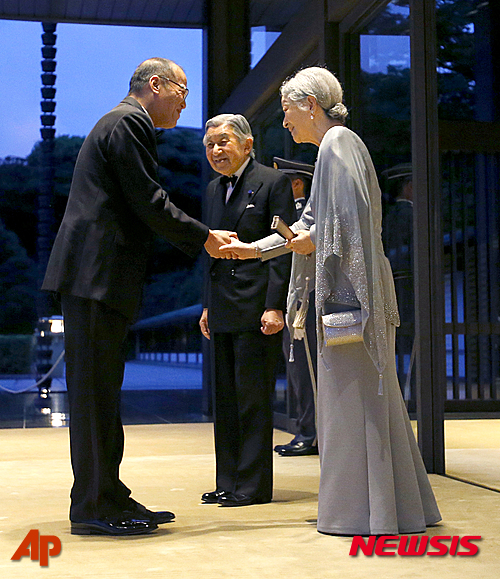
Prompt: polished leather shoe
<box><xmin>71</xmin><ymin>514</ymin><xmax>158</xmax><ymax>536</ymax></box>
<box><xmin>218</xmin><ymin>493</ymin><xmax>265</xmax><ymax>507</ymax></box>
<box><xmin>274</xmin><ymin>435</ymin><xmax>313</xmax><ymax>454</ymax></box>
<box><xmin>124</xmin><ymin>498</ymin><xmax>175</xmax><ymax>524</ymax></box>
<box><xmin>278</xmin><ymin>441</ymin><xmax>319</xmax><ymax>456</ymax></box>
<box><xmin>201</xmin><ymin>490</ymin><xmax>230</xmax><ymax>504</ymax></box>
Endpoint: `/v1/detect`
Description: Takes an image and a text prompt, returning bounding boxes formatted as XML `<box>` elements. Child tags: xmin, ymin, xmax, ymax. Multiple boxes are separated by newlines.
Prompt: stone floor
<box><xmin>1</xmin><ymin>422</ymin><xmax>499</xmax><ymax>579</ymax></box>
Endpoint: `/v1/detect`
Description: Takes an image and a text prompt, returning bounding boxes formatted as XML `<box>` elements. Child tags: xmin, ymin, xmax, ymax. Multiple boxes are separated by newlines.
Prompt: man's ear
<box><xmin>149</xmin><ymin>75</ymin><xmax>162</xmax><ymax>94</ymax></box>
<box><xmin>244</xmin><ymin>137</ymin><xmax>254</xmax><ymax>155</ymax></box>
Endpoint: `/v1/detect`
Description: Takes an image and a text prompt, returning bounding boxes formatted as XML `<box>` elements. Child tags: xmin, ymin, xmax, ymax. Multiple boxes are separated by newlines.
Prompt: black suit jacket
<box><xmin>204</xmin><ymin>159</ymin><xmax>294</xmax><ymax>332</ymax></box>
<box><xmin>42</xmin><ymin>97</ymin><xmax>209</xmax><ymax>320</ymax></box>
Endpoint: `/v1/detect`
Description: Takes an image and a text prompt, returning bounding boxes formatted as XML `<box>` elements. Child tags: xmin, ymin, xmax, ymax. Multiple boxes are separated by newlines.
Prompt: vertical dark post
<box><xmin>319</xmin><ymin>0</ymin><xmax>340</xmax><ymax>76</ymax></box>
<box><xmin>38</xmin><ymin>22</ymin><xmax>57</xmax><ymax>294</ymax></box>
<box><xmin>410</xmin><ymin>0</ymin><xmax>445</xmax><ymax>473</ymax></box>
<box><xmin>201</xmin><ymin>0</ymin><xmax>251</xmax><ymax>415</ymax></box>
<box><xmin>36</xmin><ymin>22</ymin><xmax>57</xmax><ymax>394</ymax></box>
<box><xmin>203</xmin><ymin>0</ymin><xmax>251</xmax><ymax>120</ymax></box>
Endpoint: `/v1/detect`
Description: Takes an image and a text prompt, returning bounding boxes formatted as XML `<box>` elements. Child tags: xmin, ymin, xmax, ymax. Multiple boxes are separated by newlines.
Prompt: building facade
<box><xmin>2</xmin><ymin>0</ymin><xmax>498</xmax><ymax>473</ymax></box>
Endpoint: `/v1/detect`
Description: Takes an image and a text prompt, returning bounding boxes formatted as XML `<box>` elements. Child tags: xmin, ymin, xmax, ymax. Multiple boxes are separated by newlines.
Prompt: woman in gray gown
<box><xmin>221</xmin><ymin>66</ymin><xmax>441</xmax><ymax>536</ymax></box>
<box><xmin>282</xmin><ymin>66</ymin><xmax>441</xmax><ymax>536</ymax></box>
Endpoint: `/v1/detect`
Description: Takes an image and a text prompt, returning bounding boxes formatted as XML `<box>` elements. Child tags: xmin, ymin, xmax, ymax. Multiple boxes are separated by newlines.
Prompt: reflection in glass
<box><xmin>358</xmin><ymin>1</ymin><xmax>414</xmax><ymax>407</ymax></box>
<box><xmin>358</xmin><ymin>1</ymin><xmax>411</xmax><ymax>173</ymax></box>
<box><xmin>251</xmin><ymin>27</ymin><xmax>280</xmax><ymax>69</ymax></box>
<box><xmin>436</xmin><ymin>0</ymin><xmax>490</xmax><ymax>121</ymax></box>
<box><xmin>439</xmin><ymin>0</ymin><xmax>500</xmax><ymax>405</ymax></box>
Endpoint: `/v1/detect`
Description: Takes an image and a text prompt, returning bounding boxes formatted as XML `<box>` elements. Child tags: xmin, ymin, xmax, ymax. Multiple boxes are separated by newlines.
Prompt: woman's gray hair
<box><xmin>203</xmin><ymin>114</ymin><xmax>256</xmax><ymax>158</ymax></box>
<box><xmin>280</xmin><ymin>67</ymin><xmax>348</xmax><ymax>123</ymax></box>
<box><xmin>128</xmin><ymin>58</ymin><xmax>178</xmax><ymax>94</ymax></box>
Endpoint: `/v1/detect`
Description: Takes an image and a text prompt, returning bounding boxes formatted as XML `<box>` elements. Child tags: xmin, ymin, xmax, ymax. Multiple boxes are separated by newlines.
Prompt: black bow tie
<box><xmin>220</xmin><ymin>174</ymin><xmax>238</xmax><ymax>187</ymax></box>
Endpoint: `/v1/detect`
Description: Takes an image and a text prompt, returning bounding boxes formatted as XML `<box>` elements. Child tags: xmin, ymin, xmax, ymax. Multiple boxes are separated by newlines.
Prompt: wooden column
<box><xmin>410</xmin><ymin>0</ymin><xmax>446</xmax><ymax>474</ymax></box>
<box><xmin>203</xmin><ymin>0</ymin><xmax>251</xmax><ymax>120</ymax></box>
<box><xmin>319</xmin><ymin>0</ymin><xmax>340</xmax><ymax>77</ymax></box>
<box><xmin>202</xmin><ymin>0</ymin><xmax>251</xmax><ymax>415</ymax></box>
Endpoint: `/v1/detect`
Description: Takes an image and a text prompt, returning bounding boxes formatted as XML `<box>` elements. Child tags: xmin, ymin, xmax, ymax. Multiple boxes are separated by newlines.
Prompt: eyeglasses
<box><xmin>157</xmin><ymin>75</ymin><xmax>189</xmax><ymax>99</ymax></box>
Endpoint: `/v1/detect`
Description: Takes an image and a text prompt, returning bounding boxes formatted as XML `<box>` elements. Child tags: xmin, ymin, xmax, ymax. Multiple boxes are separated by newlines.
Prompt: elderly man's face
<box><xmin>205</xmin><ymin>124</ymin><xmax>252</xmax><ymax>176</ymax></box>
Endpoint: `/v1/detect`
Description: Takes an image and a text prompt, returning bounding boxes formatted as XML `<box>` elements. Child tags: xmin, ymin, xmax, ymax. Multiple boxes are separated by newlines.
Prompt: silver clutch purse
<box><xmin>321</xmin><ymin>309</ymin><xmax>363</xmax><ymax>347</ymax></box>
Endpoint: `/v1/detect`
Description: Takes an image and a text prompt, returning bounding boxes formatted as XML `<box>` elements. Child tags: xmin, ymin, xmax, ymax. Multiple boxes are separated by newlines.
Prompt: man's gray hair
<box><xmin>128</xmin><ymin>57</ymin><xmax>178</xmax><ymax>94</ymax></box>
<box><xmin>203</xmin><ymin>114</ymin><xmax>256</xmax><ymax>158</ymax></box>
<box><xmin>280</xmin><ymin>66</ymin><xmax>348</xmax><ymax>123</ymax></box>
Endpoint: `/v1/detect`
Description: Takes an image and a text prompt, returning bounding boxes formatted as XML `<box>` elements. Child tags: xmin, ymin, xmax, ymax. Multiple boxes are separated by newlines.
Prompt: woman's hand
<box><xmin>219</xmin><ymin>238</ymin><xmax>259</xmax><ymax>260</ymax></box>
<box><xmin>261</xmin><ymin>309</ymin><xmax>284</xmax><ymax>335</ymax></box>
<box><xmin>286</xmin><ymin>230</ymin><xmax>315</xmax><ymax>255</ymax></box>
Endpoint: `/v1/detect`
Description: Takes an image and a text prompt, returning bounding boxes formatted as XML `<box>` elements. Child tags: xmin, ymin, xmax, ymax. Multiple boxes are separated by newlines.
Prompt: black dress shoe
<box><xmin>71</xmin><ymin>514</ymin><xmax>158</xmax><ymax>536</ymax></box>
<box><xmin>274</xmin><ymin>436</ymin><xmax>300</xmax><ymax>454</ymax></box>
<box><xmin>201</xmin><ymin>490</ymin><xmax>230</xmax><ymax>504</ymax></box>
<box><xmin>278</xmin><ymin>441</ymin><xmax>319</xmax><ymax>456</ymax></box>
<box><xmin>218</xmin><ymin>493</ymin><xmax>266</xmax><ymax>507</ymax></box>
<box><xmin>124</xmin><ymin>498</ymin><xmax>175</xmax><ymax>524</ymax></box>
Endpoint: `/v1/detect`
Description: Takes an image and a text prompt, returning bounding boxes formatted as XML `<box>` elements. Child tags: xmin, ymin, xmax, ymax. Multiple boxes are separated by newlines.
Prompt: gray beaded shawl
<box><xmin>311</xmin><ymin>126</ymin><xmax>400</xmax><ymax>376</ymax></box>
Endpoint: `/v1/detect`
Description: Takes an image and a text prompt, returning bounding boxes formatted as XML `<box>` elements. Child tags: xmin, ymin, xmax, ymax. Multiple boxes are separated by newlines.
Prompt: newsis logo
<box><xmin>349</xmin><ymin>535</ymin><xmax>481</xmax><ymax>557</ymax></box>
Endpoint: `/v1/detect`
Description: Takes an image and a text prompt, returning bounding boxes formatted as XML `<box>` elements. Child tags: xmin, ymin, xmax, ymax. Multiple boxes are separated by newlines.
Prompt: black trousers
<box><xmin>61</xmin><ymin>294</ymin><xmax>132</xmax><ymax>521</ymax></box>
<box><xmin>282</xmin><ymin>318</ymin><xmax>317</xmax><ymax>440</ymax></box>
<box><xmin>282</xmin><ymin>294</ymin><xmax>317</xmax><ymax>440</ymax></box>
<box><xmin>211</xmin><ymin>330</ymin><xmax>282</xmax><ymax>501</ymax></box>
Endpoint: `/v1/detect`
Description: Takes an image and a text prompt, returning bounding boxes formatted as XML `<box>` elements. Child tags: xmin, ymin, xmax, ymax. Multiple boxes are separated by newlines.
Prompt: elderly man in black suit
<box><xmin>199</xmin><ymin>114</ymin><xmax>294</xmax><ymax>507</ymax></box>
<box><xmin>42</xmin><ymin>58</ymin><xmax>233</xmax><ymax>536</ymax></box>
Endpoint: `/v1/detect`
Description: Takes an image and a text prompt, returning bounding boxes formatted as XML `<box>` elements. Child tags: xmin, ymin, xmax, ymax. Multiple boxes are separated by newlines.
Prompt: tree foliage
<box><xmin>0</xmin><ymin>127</ymin><xmax>206</xmax><ymax>324</ymax></box>
<box><xmin>436</xmin><ymin>0</ymin><xmax>477</xmax><ymax>120</ymax></box>
<box><xmin>0</xmin><ymin>136</ymin><xmax>85</xmax><ymax>256</ymax></box>
<box><xmin>0</xmin><ymin>219</ymin><xmax>38</xmax><ymax>334</ymax></box>
<box><xmin>147</xmin><ymin>128</ymin><xmax>204</xmax><ymax>278</ymax></box>
<box><xmin>356</xmin><ymin>0</ymin><xmax>480</xmax><ymax>173</ymax></box>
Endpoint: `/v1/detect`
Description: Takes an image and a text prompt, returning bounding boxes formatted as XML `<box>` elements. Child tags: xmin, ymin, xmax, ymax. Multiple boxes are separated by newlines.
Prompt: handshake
<box><xmin>204</xmin><ymin>229</ymin><xmax>315</xmax><ymax>260</ymax></box>
<box><xmin>204</xmin><ymin>230</ymin><xmax>262</xmax><ymax>259</ymax></box>
<box><xmin>203</xmin><ymin>230</ymin><xmax>239</xmax><ymax>258</ymax></box>
<box><xmin>203</xmin><ymin>230</ymin><xmax>256</xmax><ymax>259</ymax></box>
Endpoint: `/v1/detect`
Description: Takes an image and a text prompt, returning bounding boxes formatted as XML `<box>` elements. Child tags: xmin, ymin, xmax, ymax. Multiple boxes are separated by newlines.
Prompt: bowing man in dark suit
<box><xmin>42</xmin><ymin>58</ymin><xmax>234</xmax><ymax>536</ymax></box>
<box><xmin>199</xmin><ymin>114</ymin><xmax>294</xmax><ymax>507</ymax></box>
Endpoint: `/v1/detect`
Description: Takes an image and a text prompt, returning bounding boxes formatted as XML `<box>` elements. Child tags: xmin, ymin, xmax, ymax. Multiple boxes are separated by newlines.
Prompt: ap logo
<box><xmin>11</xmin><ymin>529</ymin><xmax>62</xmax><ymax>567</ymax></box>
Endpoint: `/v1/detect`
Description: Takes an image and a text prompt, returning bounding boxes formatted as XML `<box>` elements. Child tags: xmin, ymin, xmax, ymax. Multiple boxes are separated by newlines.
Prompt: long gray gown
<box><xmin>311</xmin><ymin>126</ymin><xmax>441</xmax><ymax>535</ymax></box>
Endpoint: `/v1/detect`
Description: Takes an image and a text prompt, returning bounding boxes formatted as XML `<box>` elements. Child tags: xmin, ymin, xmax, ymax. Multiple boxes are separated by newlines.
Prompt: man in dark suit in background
<box><xmin>42</xmin><ymin>58</ymin><xmax>233</xmax><ymax>536</ymax></box>
<box><xmin>199</xmin><ymin>114</ymin><xmax>294</xmax><ymax>507</ymax></box>
<box><xmin>271</xmin><ymin>158</ymin><xmax>318</xmax><ymax>457</ymax></box>
<box><xmin>382</xmin><ymin>163</ymin><xmax>414</xmax><ymax>400</ymax></box>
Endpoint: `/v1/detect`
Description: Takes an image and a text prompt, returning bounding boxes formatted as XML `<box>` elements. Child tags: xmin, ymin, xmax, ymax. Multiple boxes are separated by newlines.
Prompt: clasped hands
<box><xmin>215</xmin><ymin>229</ymin><xmax>316</xmax><ymax>259</ymax></box>
<box><xmin>204</xmin><ymin>230</ymin><xmax>255</xmax><ymax>260</ymax></box>
<box><xmin>204</xmin><ymin>230</ymin><xmax>239</xmax><ymax>258</ymax></box>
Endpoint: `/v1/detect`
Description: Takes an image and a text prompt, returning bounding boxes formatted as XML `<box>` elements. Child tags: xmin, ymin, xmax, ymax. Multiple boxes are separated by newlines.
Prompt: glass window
<box><xmin>357</xmin><ymin>1</ymin><xmax>414</xmax><ymax>409</ymax></box>
<box><xmin>358</xmin><ymin>1</ymin><xmax>411</xmax><ymax>173</ymax></box>
<box><xmin>437</xmin><ymin>0</ymin><xmax>491</xmax><ymax>121</ymax></box>
<box><xmin>438</xmin><ymin>1</ymin><xmax>500</xmax><ymax>407</ymax></box>
<box><xmin>251</xmin><ymin>27</ymin><xmax>281</xmax><ymax>69</ymax></box>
